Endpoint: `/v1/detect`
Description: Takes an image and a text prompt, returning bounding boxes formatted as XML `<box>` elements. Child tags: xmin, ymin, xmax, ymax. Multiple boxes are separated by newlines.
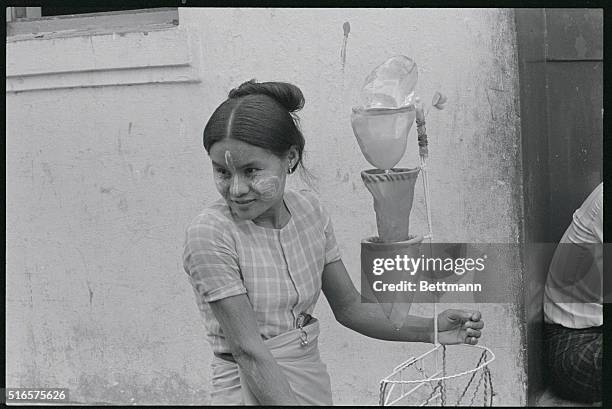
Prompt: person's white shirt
<box><xmin>543</xmin><ymin>182</ymin><xmax>603</xmax><ymax>329</ymax></box>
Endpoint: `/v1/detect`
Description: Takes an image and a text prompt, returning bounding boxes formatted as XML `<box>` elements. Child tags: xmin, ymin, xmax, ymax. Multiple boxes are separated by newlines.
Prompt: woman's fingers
<box><xmin>466</xmin><ymin>328</ymin><xmax>481</xmax><ymax>338</ymax></box>
<box><xmin>466</xmin><ymin>336</ymin><xmax>479</xmax><ymax>345</ymax></box>
<box><xmin>464</xmin><ymin>319</ymin><xmax>484</xmax><ymax>330</ymax></box>
<box><xmin>449</xmin><ymin>309</ymin><xmax>479</xmax><ymax>322</ymax></box>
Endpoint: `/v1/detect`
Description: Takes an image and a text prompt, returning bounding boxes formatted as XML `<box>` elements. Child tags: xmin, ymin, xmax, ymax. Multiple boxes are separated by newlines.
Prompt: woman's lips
<box><xmin>232</xmin><ymin>199</ymin><xmax>256</xmax><ymax>206</ymax></box>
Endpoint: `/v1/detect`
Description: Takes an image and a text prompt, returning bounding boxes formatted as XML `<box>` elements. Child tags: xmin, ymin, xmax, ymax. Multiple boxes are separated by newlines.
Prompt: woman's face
<box><xmin>209</xmin><ymin>138</ymin><xmax>291</xmax><ymax>221</ymax></box>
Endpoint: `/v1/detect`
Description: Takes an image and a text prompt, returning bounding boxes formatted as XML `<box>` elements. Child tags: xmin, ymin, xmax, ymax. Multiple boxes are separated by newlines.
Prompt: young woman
<box><xmin>183</xmin><ymin>80</ymin><xmax>484</xmax><ymax>405</ymax></box>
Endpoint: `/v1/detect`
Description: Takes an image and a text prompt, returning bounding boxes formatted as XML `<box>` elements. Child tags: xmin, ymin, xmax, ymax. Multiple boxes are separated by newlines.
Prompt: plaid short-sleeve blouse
<box><xmin>183</xmin><ymin>189</ymin><xmax>342</xmax><ymax>354</ymax></box>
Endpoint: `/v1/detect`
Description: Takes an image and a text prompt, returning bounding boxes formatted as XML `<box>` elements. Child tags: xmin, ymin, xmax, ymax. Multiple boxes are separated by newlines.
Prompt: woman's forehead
<box><xmin>210</xmin><ymin>139</ymin><xmax>277</xmax><ymax>165</ymax></box>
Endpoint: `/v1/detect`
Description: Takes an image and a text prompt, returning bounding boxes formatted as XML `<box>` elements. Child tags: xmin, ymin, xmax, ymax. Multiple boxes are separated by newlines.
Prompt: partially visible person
<box><xmin>543</xmin><ymin>182</ymin><xmax>603</xmax><ymax>403</ymax></box>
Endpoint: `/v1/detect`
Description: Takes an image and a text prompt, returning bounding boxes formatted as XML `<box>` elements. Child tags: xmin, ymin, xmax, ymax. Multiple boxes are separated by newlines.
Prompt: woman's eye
<box><xmin>215</xmin><ymin>168</ymin><xmax>229</xmax><ymax>176</ymax></box>
<box><xmin>245</xmin><ymin>168</ymin><xmax>258</xmax><ymax>175</ymax></box>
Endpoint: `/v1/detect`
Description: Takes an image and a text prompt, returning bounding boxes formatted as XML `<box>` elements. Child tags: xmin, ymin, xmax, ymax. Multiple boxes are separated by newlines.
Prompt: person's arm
<box><xmin>209</xmin><ymin>294</ymin><xmax>298</xmax><ymax>405</ymax></box>
<box><xmin>322</xmin><ymin>259</ymin><xmax>483</xmax><ymax>344</ymax></box>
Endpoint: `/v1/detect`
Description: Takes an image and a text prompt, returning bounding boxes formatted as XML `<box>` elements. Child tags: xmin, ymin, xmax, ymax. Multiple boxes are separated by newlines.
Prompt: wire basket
<box><xmin>379</xmin><ymin>343</ymin><xmax>496</xmax><ymax>406</ymax></box>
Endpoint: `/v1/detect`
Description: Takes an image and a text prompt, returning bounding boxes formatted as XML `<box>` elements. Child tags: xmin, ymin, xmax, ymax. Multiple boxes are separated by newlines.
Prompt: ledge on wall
<box><xmin>6</xmin><ymin>12</ymin><xmax>201</xmax><ymax>93</ymax></box>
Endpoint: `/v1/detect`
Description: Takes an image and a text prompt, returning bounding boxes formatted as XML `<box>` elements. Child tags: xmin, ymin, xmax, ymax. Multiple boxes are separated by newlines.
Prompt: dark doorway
<box><xmin>515</xmin><ymin>7</ymin><xmax>603</xmax><ymax>406</ymax></box>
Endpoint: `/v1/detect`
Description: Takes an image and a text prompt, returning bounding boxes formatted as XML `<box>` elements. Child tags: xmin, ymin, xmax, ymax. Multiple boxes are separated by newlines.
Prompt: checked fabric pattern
<box><xmin>544</xmin><ymin>323</ymin><xmax>602</xmax><ymax>403</ymax></box>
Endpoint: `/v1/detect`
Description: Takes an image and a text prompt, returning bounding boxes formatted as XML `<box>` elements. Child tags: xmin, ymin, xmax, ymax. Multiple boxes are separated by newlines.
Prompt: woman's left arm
<box><xmin>321</xmin><ymin>259</ymin><xmax>483</xmax><ymax>345</ymax></box>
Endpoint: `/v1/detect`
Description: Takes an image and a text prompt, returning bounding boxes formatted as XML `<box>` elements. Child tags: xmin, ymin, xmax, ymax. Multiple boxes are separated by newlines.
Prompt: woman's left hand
<box><xmin>436</xmin><ymin>309</ymin><xmax>484</xmax><ymax>345</ymax></box>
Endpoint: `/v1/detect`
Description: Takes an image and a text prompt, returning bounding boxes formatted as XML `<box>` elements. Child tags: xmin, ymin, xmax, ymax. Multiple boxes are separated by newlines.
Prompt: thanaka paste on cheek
<box><xmin>213</xmin><ymin>173</ymin><xmax>230</xmax><ymax>195</ymax></box>
<box><xmin>209</xmin><ymin>150</ymin><xmax>234</xmax><ymax>196</ymax></box>
<box><xmin>251</xmin><ymin>175</ymin><xmax>281</xmax><ymax>200</ymax></box>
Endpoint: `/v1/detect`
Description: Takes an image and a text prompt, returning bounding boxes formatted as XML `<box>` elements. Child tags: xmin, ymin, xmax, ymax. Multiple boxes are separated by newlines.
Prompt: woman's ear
<box><xmin>287</xmin><ymin>146</ymin><xmax>300</xmax><ymax>169</ymax></box>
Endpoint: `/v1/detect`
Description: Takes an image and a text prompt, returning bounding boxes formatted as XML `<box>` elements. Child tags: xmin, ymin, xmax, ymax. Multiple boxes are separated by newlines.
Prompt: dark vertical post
<box><xmin>545</xmin><ymin>8</ymin><xmax>603</xmax><ymax>242</ymax></box>
<box><xmin>514</xmin><ymin>8</ymin><xmax>550</xmax><ymax>406</ymax></box>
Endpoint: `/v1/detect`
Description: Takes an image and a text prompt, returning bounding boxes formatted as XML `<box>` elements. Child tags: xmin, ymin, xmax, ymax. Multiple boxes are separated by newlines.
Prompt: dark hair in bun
<box><xmin>203</xmin><ymin>79</ymin><xmax>306</xmax><ymax>174</ymax></box>
<box><xmin>227</xmin><ymin>79</ymin><xmax>304</xmax><ymax>113</ymax></box>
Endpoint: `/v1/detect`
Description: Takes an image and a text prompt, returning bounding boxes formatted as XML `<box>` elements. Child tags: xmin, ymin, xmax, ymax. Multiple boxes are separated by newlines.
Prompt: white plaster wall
<box><xmin>6</xmin><ymin>8</ymin><xmax>525</xmax><ymax>405</ymax></box>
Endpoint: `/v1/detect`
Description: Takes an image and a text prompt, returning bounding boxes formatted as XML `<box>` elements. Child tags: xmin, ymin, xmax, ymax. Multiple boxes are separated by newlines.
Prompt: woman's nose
<box><xmin>229</xmin><ymin>175</ymin><xmax>250</xmax><ymax>197</ymax></box>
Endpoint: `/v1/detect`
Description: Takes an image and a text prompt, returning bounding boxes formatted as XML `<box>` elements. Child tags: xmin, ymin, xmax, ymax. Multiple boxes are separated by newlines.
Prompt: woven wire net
<box><xmin>379</xmin><ymin>344</ymin><xmax>495</xmax><ymax>406</ymax></box>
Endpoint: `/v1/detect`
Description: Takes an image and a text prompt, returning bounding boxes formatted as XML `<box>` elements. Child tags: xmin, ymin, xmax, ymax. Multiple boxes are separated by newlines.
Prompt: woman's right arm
<box><xmin>209</xmin><ymin>294</ymin><xmax>298</xmax><ymax>405</ymax></box>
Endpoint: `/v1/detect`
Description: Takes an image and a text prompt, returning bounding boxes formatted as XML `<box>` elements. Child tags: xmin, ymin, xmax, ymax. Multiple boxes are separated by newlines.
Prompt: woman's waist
<box><xmin>214</xmin><ymin>315</ymin><xmax>321</xmax><ymax>363</ymax></box>
<box><xmin>207</xmin><ymin>310</ymin><xmax>314</xmax><ymax>345</ymax></box>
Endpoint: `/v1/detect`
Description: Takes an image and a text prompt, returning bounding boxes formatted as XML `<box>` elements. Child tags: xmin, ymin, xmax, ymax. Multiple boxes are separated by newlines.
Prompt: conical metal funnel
<box><xmin>361</xmin><ymin>168</ymin><xmax>420</xmax><ymax>242</ymax></box>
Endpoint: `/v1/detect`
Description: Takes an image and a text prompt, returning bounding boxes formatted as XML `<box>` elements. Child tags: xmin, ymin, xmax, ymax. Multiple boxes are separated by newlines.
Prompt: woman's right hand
<box><xmin>436</xmin><ymin>309</ymin><xmax>484</xmax><ymax>345</ymax></box>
